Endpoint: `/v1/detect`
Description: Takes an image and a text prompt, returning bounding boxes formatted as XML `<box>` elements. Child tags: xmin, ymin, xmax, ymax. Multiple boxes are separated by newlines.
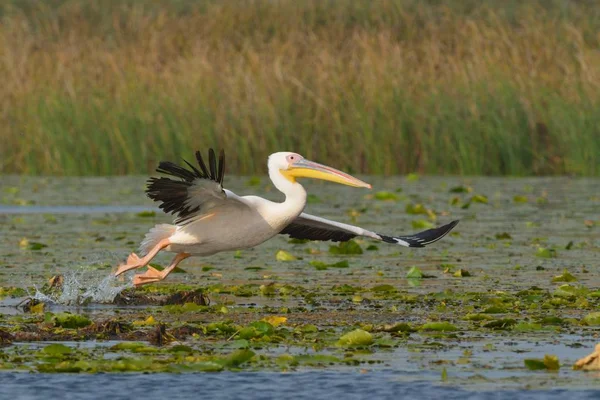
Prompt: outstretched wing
<box><xmin>146</xmin><ymin>149</ymin><xmax>240</xmax><ymax>225</ymax></box>
<box><xmin>279</xmin><ymin>213</ymin><xmax>458</xmax><ymax>248</ymax></box>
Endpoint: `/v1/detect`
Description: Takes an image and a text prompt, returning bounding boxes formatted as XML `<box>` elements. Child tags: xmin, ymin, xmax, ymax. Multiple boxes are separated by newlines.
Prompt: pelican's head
<box><xmin>268</xmin><ymin>152</ymin><xmax>371</xmax><ymax>189</ymax></box>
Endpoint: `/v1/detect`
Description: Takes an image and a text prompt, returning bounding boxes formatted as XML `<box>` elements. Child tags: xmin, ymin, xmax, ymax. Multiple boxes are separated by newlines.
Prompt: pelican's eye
<box><xmin>286</xmin><ymin>154</ymin><xmax>300</xmax><ymax>164</ymax></box>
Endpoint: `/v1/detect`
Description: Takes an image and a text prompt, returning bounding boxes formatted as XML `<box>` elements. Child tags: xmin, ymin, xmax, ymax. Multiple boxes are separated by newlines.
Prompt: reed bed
<box><xmin>1</xmin><ymin>0</ymin><xmax>599</xmax><ymax>176</ymax></box>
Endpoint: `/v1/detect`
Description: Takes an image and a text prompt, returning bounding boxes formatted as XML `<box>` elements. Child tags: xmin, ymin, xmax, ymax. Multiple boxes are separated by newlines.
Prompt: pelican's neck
<box><xmin>268</xmin><ymin>165</ymin><xmax>307</xmax><ymax>224</ymax></box>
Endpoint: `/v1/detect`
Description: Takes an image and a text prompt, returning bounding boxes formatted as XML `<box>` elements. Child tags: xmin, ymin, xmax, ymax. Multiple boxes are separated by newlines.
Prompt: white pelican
<box><xmin>115</xmin><ymin>149</ymin><xmax>458</xmax><ymax>286</ymax></box>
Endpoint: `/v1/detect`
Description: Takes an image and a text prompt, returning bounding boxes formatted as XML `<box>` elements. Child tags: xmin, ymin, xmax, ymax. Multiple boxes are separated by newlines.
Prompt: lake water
<box><xmin>0</xmin><ymin>175</ymin><xmax>599</xmax><ymax>399</ymax></box>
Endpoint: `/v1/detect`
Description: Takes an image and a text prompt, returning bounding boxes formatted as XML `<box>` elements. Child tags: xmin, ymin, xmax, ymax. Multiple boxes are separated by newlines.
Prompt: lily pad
<box><xmin>42</xmin><ymin>344</ymin><xmax>72</xmax><ymax>356</ymax></box>
<box><xmin>329</xmin><ymin>240</ymin><xmax>362</xmax><ymax>255</ymax></box>
<box><xmin>420</xmin><ymin>322</ymin><xmax>457</xmax><ymax>332</ymax></box>
<box><xmin>310</xmin><ymin>260</ymin><xmax>349</xmax><ymax>270</ymax></box>
<box><xmin>374</xmin><ymin>191</ymin><xmax>398</xmax><ymax>201</ymax></box>
<box><xmin>524</xmin><ymin>354</ymin><xmax>559</xmax><ymax>371</ymax></box>
<box><xmin>337</xmin><ymin>329</ymin><xmax>373</xmax><ymax>347</ymax></box>
<box><xmin>406</xmin><ymin>266</ymin><xmax>424</xmax><ymax>279</ymax></box>
<box><xmin>412</xmin><ymin>220</ymin><xmax>434</xmax><ymax>229</ymax></box>
<box><xmin>483</xmin><ymin>319</ymin><xmax>517</xmax><ymax>330</ymax></box>
<box><xmin>536</xmin><ymin>247</ymin><xmax>557</xmax><ymax>258</ymax></box>
<box><xmin>222</xmin><ymin>349</ymin><xmax>255</xmax><ymax>367</ymax></box>
<box><xmin>513</xmin><ymin>195</ymin><xmax>528</xmax><ymax>203</ymax></box>
<box><xmin>51</xmin><ymin>312</ymin><xmax>92</xmax><ymax>329</ymax></box>
<box><xmin>276</xmin><ymin>250</ymin><xmax>297</xmax><ymax>261</ymax></box>
<box><xmin>551</xmin><ymin>270</ymin><xmax>577</xmax><ymax>283</ymax></box>
<box><xmin>583</xmin><ymin>312</ymin><xmax>600</xmax><ymax>326</ymax></box>
<box><xmin>449</xmin><ymin>185</ymin><xmax>472</xmax><ymax>193</ymax></box>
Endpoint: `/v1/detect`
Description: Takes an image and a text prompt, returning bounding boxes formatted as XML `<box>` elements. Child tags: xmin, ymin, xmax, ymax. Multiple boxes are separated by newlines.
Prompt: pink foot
<box><xmin>132</xmin><ymin>266</ymin><xmax>165</xmax><ymax>286</ymax></box>
<box><xmin>114</xmin><ymin>253</ymin><xmax>142</xmax><ymax>276</ymax></box>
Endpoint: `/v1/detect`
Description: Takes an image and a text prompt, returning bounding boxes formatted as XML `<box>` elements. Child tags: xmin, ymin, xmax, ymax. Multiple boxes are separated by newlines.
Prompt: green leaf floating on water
<box><xmin>513</xmin><ymin>195</ymin><xmax>528</xmax><ymax>203</ymax></box>
<box><xmin>382</xmin><ymin>322</ymin><xmax>415</xmax><ymax>333</ymax></box>
<box><xmin>371</xmin><ymin>284</ymin><xmax>397</xmax><ymax>294</ymax></box>
<box><xmin>536</xmin><ymin>247</ymin><xmax>557</xmax><ymax>258</ymax></box>
<box><xmin>42</xmin><ymin>343</ymin><xmax>72</xmax><ymax>356</ymax></box>
<box><xmin>553</xmin><ymin>284</ymin><xmax>587</xmax><ymax>299</ymax></box>
<box><xmin>259</xmin><ymin>284</ymin><xmax>276</xmax><ymax>296</ymax></box>
<box><xmin>471</xmin><ymin>194</ymin><xmax>488</xmax><ymax>204</ymax></box>
<box><xmin>405</xmin><ymin>203</ymin><xmax>428</xmax><ymax>215</ymax></box>
<box><xmin>51</xmin><ymin>312</ymin><xmax>92</xmax><ymax>329</ymax></box>
<box><xmin>420</xmin><ymin>322</ymin><xmax>457</xmax><ymax>332</ymax></box>
<box><xmin>337</xmin><ymin>329</ymin><xmax>373</xmax><ymax>347</ymax></box>
<box><xmin>412</xmin><ymin>220</ymin><xmax>434</xmax><ymax>229</ymax></box>
<box><xmin>524</xmin><ymin>354</ymin><xmax>560</xmax><ymax>371</ymax></box>
<box><xmin>449</xmin><ymin>185</ymin><xmax>471</xmax><ymax>193</ymax></box>
<box><xmin>374</xmin><ymin>191</ymin><xmax>398</xmax><ymax>201</ymax></box>
<box><xmin>453</xmin><ymin>269</ymin><xmax>471</xmax><ymax>277</ymax></box>
<box><xmin>551</xmin><ymin>269</ymin><xmax>577</xmax><ymax>283</ymax></box>
<box><xmin>583</xmin><ymin>312</ymin><xmax>600</xmax><ymax>326</ymax></box>
<box><xmin>406</xmin><ymin>266</ymin><xmax>424</xmax><ymax>279</ymax></box>
<box><xmin>513</xmin><ymin>322</ymin><xmax>544</xmax><ymax>332</ymax></box>
<box><xmin>309</xmin><ymin>260</ymin><xmax>349</xmax><ymax>270</ymax></box>
<box><xmin>329</xmin><ymin>240</ymin><xmax>362</xmax><ymax>255</ymax></box>
<box><xmin>483</xmin><ymin>319</ymin><xmax>517</xmax><ymax>330</ymax></box>
<box><xmin>276</xmin><ymin>250</ymin><xmax>297</xmax><ymax>261</ymax></box>
<box><xmin>222</xmin><ymin>349</ymin><xmax>255</xmax><ymax>367</ymax></box>
<box><xmin>110</xmin><ymin>342</ymin><xmax>157</xmax><ymax>353</ymax></box>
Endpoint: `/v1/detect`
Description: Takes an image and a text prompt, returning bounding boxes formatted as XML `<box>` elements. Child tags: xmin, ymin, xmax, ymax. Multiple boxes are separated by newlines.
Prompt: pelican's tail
<box><xmin>139</xmin><ymin>224</ymin><xmax>176</xmax><ymax>255</ymax></box>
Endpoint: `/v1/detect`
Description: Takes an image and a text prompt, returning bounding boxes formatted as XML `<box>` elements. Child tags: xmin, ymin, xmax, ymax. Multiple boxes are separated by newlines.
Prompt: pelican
<box><xmin>115</xmin><ymin>149</ymin><xmax>458</xmax><ymax>286</ymax></box>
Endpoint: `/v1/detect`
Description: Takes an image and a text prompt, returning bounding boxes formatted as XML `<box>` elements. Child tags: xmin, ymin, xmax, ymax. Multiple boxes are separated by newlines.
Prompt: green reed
<box><xmin>1</xmin><ymin>0</ymin><xmax>598</xmax><ymax>176</ymax></box>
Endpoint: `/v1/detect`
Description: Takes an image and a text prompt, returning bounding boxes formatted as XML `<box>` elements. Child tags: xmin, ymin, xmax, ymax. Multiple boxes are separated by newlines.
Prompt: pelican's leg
<box><xmin>114</xmin><ymin>239</ymin><xmax>171</xmax><ymax>276</ymax></box>
<box><xmin>132</xmin><ymin>252</ymin><xmax>190</xmax><ymax>286</ymax></box>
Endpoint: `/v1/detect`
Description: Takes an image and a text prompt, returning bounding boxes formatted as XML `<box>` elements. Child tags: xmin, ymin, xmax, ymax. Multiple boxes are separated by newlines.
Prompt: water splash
<box><xmin>31</xmin><ymin>269</ymin><xmax>133</xmax><ymax>305</ymax></box>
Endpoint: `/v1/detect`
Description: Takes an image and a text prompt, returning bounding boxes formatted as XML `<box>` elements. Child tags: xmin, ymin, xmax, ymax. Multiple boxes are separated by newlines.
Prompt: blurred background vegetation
<box><xmin>1</xmin><ymin>0</ymin><xmax>599</xmax><ymax>176</ymax></box>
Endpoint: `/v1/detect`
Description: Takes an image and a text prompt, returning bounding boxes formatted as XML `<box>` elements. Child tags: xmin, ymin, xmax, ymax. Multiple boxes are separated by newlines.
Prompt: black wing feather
<box><xmin>146</xmin><ymin>149</ymin><xmax>226</xmax><ymax>222</ymax></box>
<box><xmin>209</xmin><ymin>148</ymin><xmax>217</xmax><ymax>181</ymax></box>
<box><xmin>280</xmin><ymin>223</ymin><xmax>357</xmax><ymax>242</ymax></box>
<box><xmin>379</xmin><ymin>220</ymin><xmax>459</xmax><ymax>248</ymax></box>
<box><xmin>195</xmin><ymin>151</ymin><xmax>209</xmax><ymax>177</ymax></box>
<box><xmin>217</xmin><ymin>149</ymin><xmax>225</xmax><ymax>185</ymax></box>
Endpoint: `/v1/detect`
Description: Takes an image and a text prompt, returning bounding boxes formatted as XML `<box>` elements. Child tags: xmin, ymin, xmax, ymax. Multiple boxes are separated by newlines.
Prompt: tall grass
<box><xmin>1</xmin><ymin>0</ymin><xmax>599</xmax><ymax>176</ymax></box>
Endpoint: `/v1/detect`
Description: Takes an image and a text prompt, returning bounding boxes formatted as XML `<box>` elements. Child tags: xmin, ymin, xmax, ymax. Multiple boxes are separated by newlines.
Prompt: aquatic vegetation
<box><xmin>337</xmin><ymin>329</ymin><xmax>373</xmax><ymax>347</ymax></box>
<box><xmin>275</xmin><ymin>250</ymin><xmax>297</xmax><ymax>262</ymax></box>
<box><xmin>1</xmin><ymin>175</ymin><xmax>599</xmax><ymax>388</ymax></box>
<box><xmin>524</xmin><ymin>355</ymin><xmax>560</xmax><ymax>371</ymax></box>
<box><xmin>374</xmin><ymin>191</ymin><xmax>398</xmax><ymax>201</ymax></box>
<box><xmin>513</xmin><ymin>196</ymin><xmax>529</xmax><ymax>204</ymax></box>
<box><xmin>406</xmin><ymin>266</ymin><xmax>424</xmax><ymax>279</ymax></box>
<box><xmin>420</xmin><ymin>322</ymin><xmax>458</xmax><ymax>332</ymax></box>
<box><xmin>412</xmin><ymin>220</ymin><xmax>434</xmax><ymax>229</ymax></box>
<box><xmin>582</xmin><ymin>312</ymin><xmax>600</xmax><ymax>326</ymax></box>
<box><xmin>309</xmin><ymin>260</ymin><xmax>350</xmax><ymax>270</ymax></box>
<box><xmin>535</xmin><ymin>247</ymin><xmax>557</xmax><ymax>259</ymax></box>
<box><xmin>49</xmin><ymin>312</ymin><xmax>92</xmax><ymax>329</ymax></box>
<box><xmin>552</xmin><ymin>270</ymin><xmax>577</xmax><ymax>283</ymax></box>
<box><xmin>328</xmin><ymin>241</ymin><xmax>362</xmax><ymax>255</ymax></box>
